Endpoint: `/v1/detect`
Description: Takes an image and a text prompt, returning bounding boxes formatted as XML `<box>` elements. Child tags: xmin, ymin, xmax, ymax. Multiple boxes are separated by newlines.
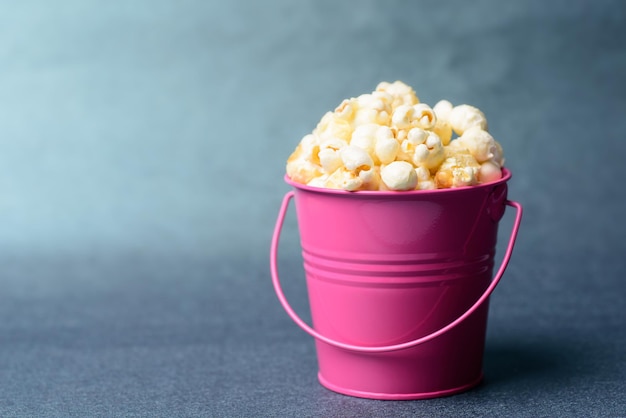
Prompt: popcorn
<box><xmin>325</xmin><ymin>167</ymin><xmax>363</xmax><ymax>191</ymax></box>
<box><xmin>350</xmin><ymin>124</ymin><xmax>379</xmax><ymax>160</ymax></box>
<box><xmin>412</xmin><ymin>104</ymin><xmax>437</xmax><ymax>130</ymax></box>
<box><xmin>448</xmin><ymin>104</ymin><xmax>488</xmax><ymax>136</ymax></box>
<box><xmin>432</xmin><ymin>118</ymin><xmax>452</xmax><ymax>146</ymax></box>
<box><xmin>391</xmin><ymin>104</ymin><xmax>436</xmax><ymax>131</ymax></box>
<box><xmin>374</xmin><ymin>126</ymin><xmax>400</xmax><ymax>164</ymax></box>
<box><xmin>286</xmin><ymin>81</ymin><xmax>505</xmax><ymax>191</ymax></box>
<box><xmin>456</xmin><ymin>126</ymin><xmax>500</xmax><ymax>164</ymax></box>
<box><xmin>376</xmin><ymin>81</ymin><xmax>419</xmax><ymax>108</ymax></box>
<box><xmin>478</xmin><ymin>161</ymin><xmax>502</xmax><ymax>184</ymax></box>
<box><xmin>359</xmin><ymin>166</ymin><xmax>382</xmax><ymax>191</ymax></box>
<box><xmin>450</xmin><ymin>126</ymin><xmax>505</xmax><ymax>177</ymax></box>
<box><xmin>415</xmin><ymin>165</ymin><xmax>436</xmax><ymax>190</ymax></box>
<box><xmin>286</xmin><ymin>134</ymin><xmax>322</xmax><ymax>184</ymax></box>
<box><xmin>432</xmin><ymin>100</ymin><xmax>454</xmax><ymax>146</ymax></box>
<box><xmin>354</xmin><ymin>94</ymin><xmax>392</xmax><ymax>126</ymax></box>
<box><xmin>323</xmin><ymin>146</ymin><xmax>379</xmax><ymax>191</ymax></box>
<box><xmin>391</xmin><ymin>104</ymin><xmax>416</xmax><ymax>130</ymax></box>
<box><xmin>381</xmin><ymin>161</ymin><xmax>418</xmax><ymax>191</ymax></box>
<box><xmin>399</xmin><ymin>128</ymin><xmax>444</xmax><ymax>171</ymax></box>
<box><xmin>341</xmin><ymin>145</ymin><xmax>373</xmax><ymax>172</ymax></box>
<box><xmin>434</xmin><ymin>151</ymin><xmax>481</xmax><ymax>189</ymax></box>
<box><xmin>286</xmin><ymin>158</ymin><xmax>322</xmax><ymax>185</ymax></box>
<box><xmin>307</xmin><ymin>173</ymin><xmax>329</xmax><ymax>188</ymax></box>
<box><xmin>314</xmin><ymin>111</ymin><xmax>353</xmax><ymax>142</ymax></box>
<box><xmin>334</xmin><ymin>99</ymin><xmax>355</xmax><ymax>120</ymax></box>
<box><xmin>433</xmin><ymin>100</ymin><xmax>453</xmax><ymax>120</ymax></box>
<box><xmin>494</xmin><ymin>141</ymin><xmax>505</xmax><ymax>167</ymax></box>
<box><xmin>318</xmin><ymin>138</ymin><xmax>348</xmax><ymax>173</ymax></box>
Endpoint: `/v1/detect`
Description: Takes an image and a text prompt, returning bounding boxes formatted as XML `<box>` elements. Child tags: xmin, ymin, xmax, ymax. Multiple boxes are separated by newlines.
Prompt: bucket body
<box><xmin>276</xmin><ymin>169</ymin><xmax>518</xmax><ymax>400</ymax></box>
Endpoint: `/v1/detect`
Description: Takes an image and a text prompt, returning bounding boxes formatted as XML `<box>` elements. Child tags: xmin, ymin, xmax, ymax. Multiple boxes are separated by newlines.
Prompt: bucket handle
<box><xmin>270</xmin><ymin>191</ymin><xmax>523</xmax><ymax>353</ymax></box>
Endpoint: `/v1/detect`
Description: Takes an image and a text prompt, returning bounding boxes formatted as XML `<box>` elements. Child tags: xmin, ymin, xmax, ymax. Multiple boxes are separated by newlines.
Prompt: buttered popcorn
<box><xmin>286</xmin><ymin>81</ymin><xmax>505</xmax><ymax>191</ymax></box>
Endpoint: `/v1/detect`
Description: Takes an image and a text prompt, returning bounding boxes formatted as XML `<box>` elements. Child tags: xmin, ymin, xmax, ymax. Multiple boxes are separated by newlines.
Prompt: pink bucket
<box><xmin>270</xmin><ymin>168</ymin><xmax>522</xmax><ymax>400</ymax></box>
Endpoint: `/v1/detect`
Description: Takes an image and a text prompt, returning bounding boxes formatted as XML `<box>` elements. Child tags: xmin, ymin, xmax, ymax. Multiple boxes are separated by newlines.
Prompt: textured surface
<box><xmin>1</xmin><ymin>1</ymin><xmax>625</xmax><ymax>416</ymax></box>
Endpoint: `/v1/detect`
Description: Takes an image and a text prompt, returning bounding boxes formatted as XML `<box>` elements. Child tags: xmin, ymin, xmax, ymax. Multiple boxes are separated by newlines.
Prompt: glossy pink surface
<box><xmin>271</xmin><ymin>169</ymin><xmax>522</xmax><ymax>400</ymax></box>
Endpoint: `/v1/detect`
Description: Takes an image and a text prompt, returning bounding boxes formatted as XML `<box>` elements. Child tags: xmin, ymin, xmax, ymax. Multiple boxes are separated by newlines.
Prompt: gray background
<box><xmin>1</xmin><ymin>0</ymin><xmax>625</xmax><ymax>416</ymax></box>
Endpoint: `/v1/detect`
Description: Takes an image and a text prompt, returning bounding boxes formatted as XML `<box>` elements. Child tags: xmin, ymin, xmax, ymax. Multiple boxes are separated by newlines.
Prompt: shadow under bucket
<box><xmin>271</xmin><ymin>168</ymin><xmax>522</xmax><ymax>400</ymax></box>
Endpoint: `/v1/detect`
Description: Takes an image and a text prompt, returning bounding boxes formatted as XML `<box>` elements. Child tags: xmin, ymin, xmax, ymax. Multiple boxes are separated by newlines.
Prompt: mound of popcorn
<box><xmin>286</xmin><ymin>81</ymin><xmax>505</xmax><ymax>191</ymax></box>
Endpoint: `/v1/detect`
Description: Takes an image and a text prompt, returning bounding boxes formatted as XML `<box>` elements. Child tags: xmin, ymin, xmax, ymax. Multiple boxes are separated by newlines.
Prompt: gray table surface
<box><xmin>1</xmin><ymin>1</ymin><xmax>625</xmax><ymax>416</ymax></box>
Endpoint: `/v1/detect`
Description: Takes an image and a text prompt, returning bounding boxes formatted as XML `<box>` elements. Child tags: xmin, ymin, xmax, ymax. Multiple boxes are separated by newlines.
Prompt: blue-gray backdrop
<box><xmin>1</xmin><ymin>1</ymin><xmax>624</xmax><ymax>416</ymax></box>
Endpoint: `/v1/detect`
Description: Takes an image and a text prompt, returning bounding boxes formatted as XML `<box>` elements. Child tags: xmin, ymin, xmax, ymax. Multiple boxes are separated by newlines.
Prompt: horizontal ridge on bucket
<box><xmin>302</xmin><ymin>246</ymin><xmax>494</xmax><ymax>281</ymax></box>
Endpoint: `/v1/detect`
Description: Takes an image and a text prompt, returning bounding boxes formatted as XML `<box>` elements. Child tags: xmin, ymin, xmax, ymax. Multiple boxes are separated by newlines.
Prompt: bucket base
<box><xmin>318</xmin><ymin>372</ymin><xmax>484</xmax><ymax>400</ymax></box>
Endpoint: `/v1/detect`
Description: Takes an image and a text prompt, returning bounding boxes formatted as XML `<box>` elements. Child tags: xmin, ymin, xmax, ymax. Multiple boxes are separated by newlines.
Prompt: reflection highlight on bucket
<box><xmin>271</xmin><ymin>168</ymin><xmax>522</xmax><ymax>400</ymax></box>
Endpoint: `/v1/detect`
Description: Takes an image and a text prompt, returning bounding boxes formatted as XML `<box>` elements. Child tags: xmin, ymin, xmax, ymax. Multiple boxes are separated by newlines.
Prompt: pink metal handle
<box><xmin>270</xmin><ymin>191</ymin><xmax>523</xmax><ymax>353</ymax></box>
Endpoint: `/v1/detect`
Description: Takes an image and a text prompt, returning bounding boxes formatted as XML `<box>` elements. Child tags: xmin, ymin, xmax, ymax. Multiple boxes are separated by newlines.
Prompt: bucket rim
<box><xmin>285</xmin><ymin>167</ymin><xmax>511</xmax><ymax>196</ymax></box>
